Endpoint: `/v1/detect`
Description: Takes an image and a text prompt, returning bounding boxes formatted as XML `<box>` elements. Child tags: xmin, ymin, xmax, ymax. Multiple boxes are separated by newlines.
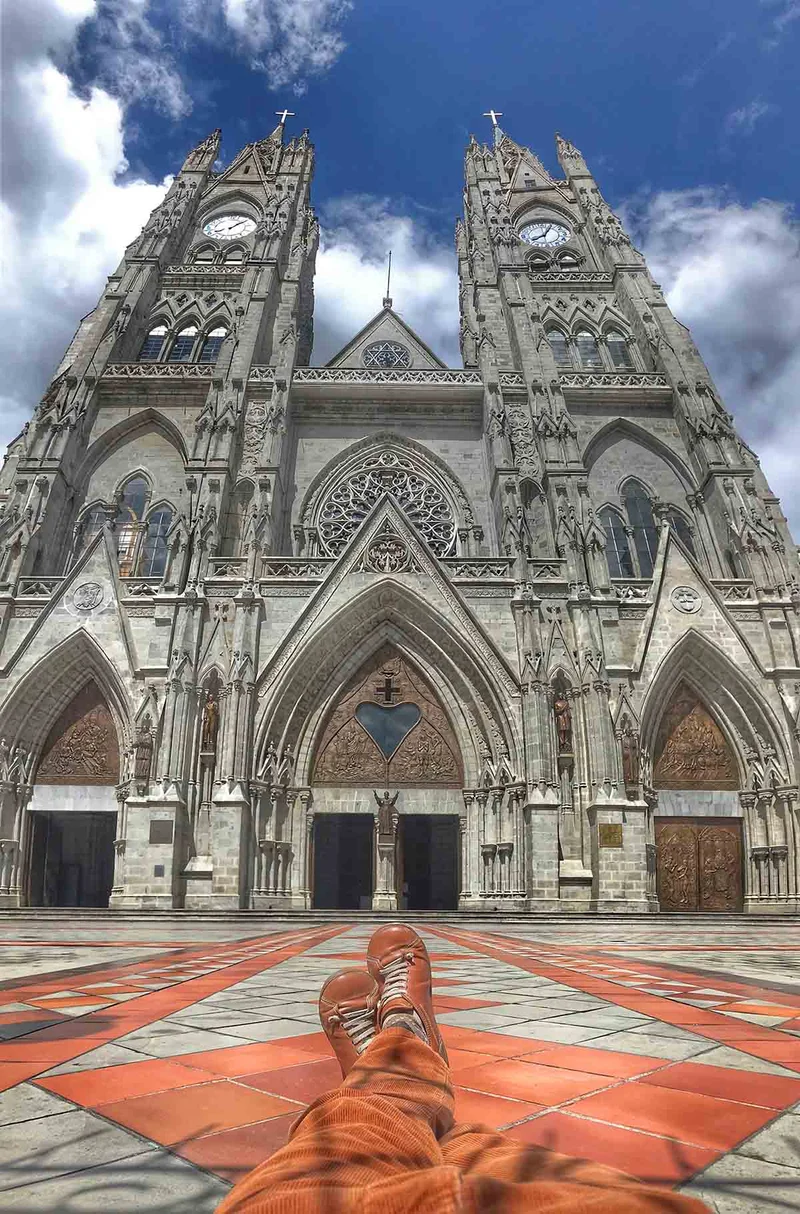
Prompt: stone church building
<box><xmin>0</xmin><ymin>117</ymin><xmax>798</xmax><ymax>915</ymax></box>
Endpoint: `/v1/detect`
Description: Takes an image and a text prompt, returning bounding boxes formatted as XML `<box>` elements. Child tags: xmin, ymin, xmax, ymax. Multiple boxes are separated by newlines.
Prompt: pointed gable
<box><xmin>325</xmin><ymin>306</ymin><xmax>447</xmax><ymax>370</ymax></box>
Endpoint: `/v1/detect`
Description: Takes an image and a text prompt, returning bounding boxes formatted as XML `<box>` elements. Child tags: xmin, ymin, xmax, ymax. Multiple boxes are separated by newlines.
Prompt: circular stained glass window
<box><xmin>363</xmin><ymin>341</ymin><xmax>411</xmax><ymax>368</ymax></box>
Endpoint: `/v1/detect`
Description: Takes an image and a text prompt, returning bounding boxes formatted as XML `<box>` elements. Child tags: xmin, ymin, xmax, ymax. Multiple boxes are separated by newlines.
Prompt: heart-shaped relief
<box><xmin>355</xmin><ymin>702</ymin><xmax>422</xmax><ymax>759</ymax></box>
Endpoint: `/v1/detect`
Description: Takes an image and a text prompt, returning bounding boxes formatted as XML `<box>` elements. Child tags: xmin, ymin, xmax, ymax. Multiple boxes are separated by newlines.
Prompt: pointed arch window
<box><xmin>138</xmin><ymin>324</ymin><xmax>167</xmax><ymax>362</ymax></box>
<box><xmin>623</xmin><ymin>480</ymin><xmax>659</xmax><ymax>577</ymax></box>
<box><xmin>77</xmin><ymin>506</ymin><xmax>107</xmax><ymax>556</ymax></box>
<box><xmin>198</xmin><ymin>326</ymin><xmax>227</xmax><ymax>364</ymax></box>
<box><xmin>547</xmin><ymin>330</ymin><xmax>572</xmax><ymax>369</ymax></box>
<box><xmin>666</xmin><ymin>508</ymin><xmax>696</xmax><ymax>556</ymax></box>
<box><xmin>193</xmin><ymin>246</ymin><xmax>215</xmax><ymax>263</ymax></box>
<box><xmin>606</xmin><ymin>330</ymin><xmax>634</xmax><ymax>369</ymax></box>
<box><xmin>138</xmin><ymin>506</ymin><xmax>174</xmax><ymax>577</ymax></box>
<box><xmin>575</xmin><ymin>329</ymin><xmax>603</xmax><ymax>368</ymax></box>
<box><xmin>168</xmin><ymin>325</ymin><xmax>198</xmax><ymax>363</ymax></box>
<box><xmin>599</xmin><ymin>507</ymin><xmax>634</xmax><ymax>578</ymax></box>
<box><xmin>116</xmin><ymin>476</ymin><xmax>149</xmax><ymax>576</ymax></box>
<box><xmin>225</xmin><ymin>247</ymin><xmax>245</xmax><ymax>262</ymax></box>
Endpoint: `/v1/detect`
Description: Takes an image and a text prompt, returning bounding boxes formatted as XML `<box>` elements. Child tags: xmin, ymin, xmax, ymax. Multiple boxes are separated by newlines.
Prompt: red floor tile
<box><xmin>456</xmin><ymin>1058</ymin><xmax>616</xmax><ymax>1106</ymax></box>
<box><xmin>569</xmin><ymin>1082</ymin><xmax>775</xmax><ymax>1150</ymax></box>
<box><xmin>719</xmin><ymin>1002</ymin><xmax>800</xmax><ymax>1017</ymax></box>
<box><xmin>0</xmin><ymin>1040</ymin><xmax>84</xmax><ymax>1063</ymax></box>
<box><xmin>507</xmin><ymin>1111</ymin><xmax>718</xmax><ymax>1185</ymax></box>
<box><xmin>37</xmin><ymin>1057</ymin><xmax>219</xmax><ymax>1107</ymax></box>
<box><xmin>276</xmin><ymin>1031</ymin><xmax>331</xmax><ymax>1056</ymax></box>
<box><xmin>453</xmin><ymin>1086</ymin><xmax>543</xmax><ymax>1128</ymax></box>
<box><xmin>448</xmin><ymin>1047</ymin><xmax>503</xmax><ymax>1073</ymax></box>
<box><xmin>440</xmin><ymin>1027</ymin><xmax>551</xmax><ymax>1057</ymax></box>
<box><xmin>0</xmin><ymin>1062</ymin><xmax>47</xmax><ymax>1091</ymax></box>
<box><xmin>526</xmin><ymin>1045</ymin><xmax>668</xmax><ymax>1079</ymax></box>
<box><xmin>175</xmin><ymin>1113</ymin><xmax>305</xmax><ymax>1182</ymax></box>
<box><xmin>639</xmin><ymin>1060</ymin><xmax>800</xmax><ymax>1109</ymax></box>
<box><xmin>97</xmin><ymin>1079</ymin><xmax>303</xmax><ymax>1145</ymax></box>
<box><xmin>175</xmin><ymin>1039</ymin><xmax>330</xmax><ymax>1078</ymax></box>
<box><xmin>739</xmin><ymin>1040</ymin><xmax>800</xmax><ymax>1067</ymax></box>
<box><xmin>241</xmin><ymin>1057</ymin><xmax>342</xmax><ymax>1104</ymax></box>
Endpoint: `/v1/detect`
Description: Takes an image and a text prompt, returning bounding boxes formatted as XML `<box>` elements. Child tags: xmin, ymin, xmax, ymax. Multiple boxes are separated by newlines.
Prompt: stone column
<box><xmin>372</xmin><ymin>811</ymin><xmax>398</xmax><ymax>911</ymax></box>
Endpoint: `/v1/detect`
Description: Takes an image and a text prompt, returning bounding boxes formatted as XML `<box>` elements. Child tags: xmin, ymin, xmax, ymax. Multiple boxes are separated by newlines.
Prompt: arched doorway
<box><xmin>652</xmin><ymin>681</ymin><xmax>743</xmax><ymax>912</ymax></box>
<box><xmin>26</xmin><ymin>683</ymin><xmax>120</xmax><ymax>907</ymax></box>
<box><xmin>310</xmin><ymin>646</ymin><xmax>464</xmax><ymax>910</ymax></box>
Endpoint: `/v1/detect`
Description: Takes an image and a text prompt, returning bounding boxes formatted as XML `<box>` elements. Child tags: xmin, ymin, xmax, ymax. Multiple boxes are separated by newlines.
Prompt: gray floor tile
<box><xmin>0</xmin><ymin>1110</ymin><xmax>152</xmax><ymax>1191</ymax></box>
<box><xmin>546</xmin><ymin>1011</ymin><xmax>651</xmax><ymax>1030</ymax></box>
<box><xmin>681</xmin><ymin>1153</ymin><xmax>800</xmax><ymax>1213</ymax></box>
<box><xmin>0</xmin><ymin>1084</ymin><xmax>75</xmax><ymax>1127</ymax></box>
<box><xmin>490</xmin><ymin>1021</ymin><xmax>610</xmax><ymax>1044</ymax></box>
<box><xmin>735</xmin><ymin>1113</ymin><xmax>800</xmax><ymax>1168</ymax></box>
<box><xmin>0</xmin><ymin>1148</ymin><xmax>229</xmax><ymax>1211</ymax></box>
<box><xmin>42</xmin><ymin>1043</ymin><xmax>157</xmax><ymax>1075</ymax></box>
<box><xmin>221</xmin><ymin>1018</ymin><xmax>322</xmax><ymax>1042</ymax></box>
<box><xmin>587</xmin><ymin>1031</ymin><xmax>714</xmax><ymax>1059</ymax></box>
<box><xmin>0</xmin><ymin>1018</ymin><xmax>64</xmax><ymax>1041</ymax></box>
<box><xmin>436</xmin><ymin>1010</ymin><xmax>531</xmax><ymax>1029</ymax></box>
<box><xmin>628</xmin><ymin>1023</ymin><xmax>711</xmax><ymax>1043</ymax></box>
<box><xmin>117</xmin><ymin>1027</ymin><xmax>248</xmax><ymax>1057</ymax></box>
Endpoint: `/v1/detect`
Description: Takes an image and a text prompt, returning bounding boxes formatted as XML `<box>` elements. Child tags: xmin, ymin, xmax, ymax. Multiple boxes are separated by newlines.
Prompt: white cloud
<box><xmin>725</xmin><ymin>99</ymin><xmax>777</xmax><ymax>135</ymax></box>
<box><xmin>311</xmin><ymin>197</ymin><xmax>460</xmax><ymax>366</ymax></box>
<box><xmin>219</xmin><ymin>0</ymin><xmax>352</xmax><ymax>93</ymax></box>
<box><xmin>628</xmin><ymin>188</ymin><xmax>800</xmax><ymax>533</ymax></box>
<box><xmin>0</xmin><ymin>0</ymin><xmax>171</xmax><ymax>451</ymax></box>
<box><xmin>79</xmin><ymin>0</ymin><xmax>190</xmax><ymax>118</ymax></box>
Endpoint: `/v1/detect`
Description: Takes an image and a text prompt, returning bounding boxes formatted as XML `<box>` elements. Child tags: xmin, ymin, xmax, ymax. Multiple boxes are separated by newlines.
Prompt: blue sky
<box><xmin>3</xmin><ymin>0</ymin><xmax>800</xmax><ymax>524</ymax></box>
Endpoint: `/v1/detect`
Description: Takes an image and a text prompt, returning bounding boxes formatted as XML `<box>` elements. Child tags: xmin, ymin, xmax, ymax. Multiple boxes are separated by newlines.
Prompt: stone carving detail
<box><xmin>37</xmin><ymin>684</ymin><xmax>120</xmax><ymax>785</ymax></box>
<box><xmin>73</xmin><ymin>582</ymin><xmax>104</xmax><ymax>611</ymax></box>
<box><xmin>506</xmin><ymin>403</ymin><xmax>540</xmax><ymax>477</ymax></box>
<box><xmin>313</xmin><ymin>647</ymin><xmax>462</xmax><ymax>787</ymax></box>
<box><xmin>288</xmin><ymin>368</ymin><xmax>482</xmax><ymax>387</ymax></box>
<box><xmin>242</xmin><ymin>401</ymin><xmax>284</xmax><ymax>472</ymax></box>
<box><xmin>317</xmin><ymin>451</ymin><xmax>456</xmax><ymax>557</ymax></box>
<box><xmin>558</xmin><ymin>372</ymin><xmax>668</xmax><ymax>389</ymax></box>
<box><xmin>164</xmin><ymin>264</ymin><xmax>245</xmax><ymax>277</ymax></box>
<box><xmin>653</xmin><ymin>683</ymin><xmax>738</xmax><ymax>790</ymax></box>
<box><xmin>359</xmin><ymin>532</ymin><xmax>416</xmax><ymax>574</ymax></box>
<box><xmin>103</xmin><ymin>364</ymin><xmax>214</xmax><ymax>379</ymax></box>
<box><xmin>670</xmin><ymin>585</ymin><xmax>701</xmax><ymax>614</ymax></box>
<box><xmin>0</xmin><ymin>739</ymin><xmax>31</xmax><ymax>785</ymax></box>
<box><xmin>445</xmin><ymin>560</ymin><xmax>512</xmax><ymax>579</ymax></box>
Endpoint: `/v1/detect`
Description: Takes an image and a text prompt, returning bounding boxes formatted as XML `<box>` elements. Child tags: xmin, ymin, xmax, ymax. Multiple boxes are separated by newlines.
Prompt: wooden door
<box><xmin>656</xmin><ymin>820</ymin><xmax>742</xmax><ymax>912</ymax></box>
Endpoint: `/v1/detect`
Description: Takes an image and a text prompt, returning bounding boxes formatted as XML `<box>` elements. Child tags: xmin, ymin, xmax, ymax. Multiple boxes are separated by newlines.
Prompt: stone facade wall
<box><xmin>0</xmin><ymin>122</ymin><xmax>797</xmax><ymax>915</ymax></box>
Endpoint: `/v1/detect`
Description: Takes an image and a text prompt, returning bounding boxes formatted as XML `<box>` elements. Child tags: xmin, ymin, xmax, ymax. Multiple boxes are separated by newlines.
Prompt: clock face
<box><xmin>363</xmin><ymin>341</ymin><xmax>411</xmax><ymax>368</ymax></box>
<box><xmin>202</xmin><ymin>214</ymin><xmax>257</xmax><ymax>240</ymax></box>
<box><xmin>519</xmin><ymin>221</ymin><xmax>570</xmax><ymax>248</ymax></box>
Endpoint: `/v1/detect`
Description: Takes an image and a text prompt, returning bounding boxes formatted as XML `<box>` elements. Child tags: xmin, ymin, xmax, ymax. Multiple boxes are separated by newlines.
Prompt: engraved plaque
<box><xmin>599</xmin><ymin>823</ymin><xmax>623</xmax><ymax>848</ymax></box>
<box><xmin>149</xmin><ymin>819</ymin><xmax>174</xmax><ymax>845</ymax></box>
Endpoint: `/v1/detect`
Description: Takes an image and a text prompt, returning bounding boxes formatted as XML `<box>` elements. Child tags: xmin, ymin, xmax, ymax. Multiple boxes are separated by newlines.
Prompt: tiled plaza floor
<box><xmin>1</xmin><ymin>920</ymin><xmax>799</xmax><ymax>1211</ymax></box>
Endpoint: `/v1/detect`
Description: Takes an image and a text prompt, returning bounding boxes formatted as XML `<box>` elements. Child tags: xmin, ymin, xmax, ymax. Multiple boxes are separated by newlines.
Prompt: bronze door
<box><xmin>656</xmin><ymin>820</ymin><xmax>743</xmax><ymax>912</ymax></box>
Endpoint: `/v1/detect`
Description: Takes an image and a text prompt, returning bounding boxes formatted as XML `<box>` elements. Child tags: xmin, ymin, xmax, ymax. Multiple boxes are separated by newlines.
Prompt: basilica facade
<box><xmin>0</xmin><ymin>118</ymin><xmax>798</xmax><ymax>914</ymax></box>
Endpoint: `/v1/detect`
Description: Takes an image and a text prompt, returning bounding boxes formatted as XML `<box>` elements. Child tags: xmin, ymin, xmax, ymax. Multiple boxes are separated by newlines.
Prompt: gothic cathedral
<box><xmin>0</xmin><ymin>117</ymin><xmax>797</xmax><ymax>915</ymax></box>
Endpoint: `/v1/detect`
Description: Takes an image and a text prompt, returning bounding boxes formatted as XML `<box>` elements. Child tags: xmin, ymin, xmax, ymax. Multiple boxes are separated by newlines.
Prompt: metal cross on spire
<box><xmin>275</xmin><ymin>109</ymin><xmax>295</xmax><ymax>126</ymax></box>
<box><xmin>483</xmin><ymin>110</ymin><xmax>503</xmax><ymax>129</ymax></box>
<box><xmin>383</xmin><ymin>250</ymin><xmax>393</xmax><ymax>309</ymax></box>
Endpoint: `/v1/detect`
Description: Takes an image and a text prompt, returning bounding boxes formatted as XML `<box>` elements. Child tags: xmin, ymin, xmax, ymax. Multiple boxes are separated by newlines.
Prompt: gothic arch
<box><xmin>298</xmin><ymin>433</ymin><xmax>477</xmax><ymax>537</ymax></box>
<box><xmin>640</xmin><ymin>630</ymin><xmax>790</xmax><ymax>783</ymax></box>
<box><xmin>0</xmin><ymin>630</ymin><xmax>132</xmax><ymax>769</ymax></box>
<box><xmin>583</xmin><ymin>419</ymin><xmax>695</xmax><ymax>491</ymax></box>
<box><xmin>254</xmin><ymin>582</ymin><xmax>521</xmax><ymax>788</ymax></box>
<box><xmin>80</xmin><ymin>410</ymin><xmax>189</xmax><ymax>481</ymax></box>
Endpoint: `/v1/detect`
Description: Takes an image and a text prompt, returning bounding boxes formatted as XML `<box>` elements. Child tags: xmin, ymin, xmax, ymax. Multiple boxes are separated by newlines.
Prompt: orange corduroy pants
<box><xmin>217</xmin><ymin>1027</ymin><xmax>709</xmax><ymax>1214</ymax></box>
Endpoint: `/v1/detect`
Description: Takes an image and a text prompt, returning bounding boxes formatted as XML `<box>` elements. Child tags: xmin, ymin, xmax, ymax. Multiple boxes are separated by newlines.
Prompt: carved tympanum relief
<box><xmin>312</xmin><ymin>647</ymin><xmax>462</xmax><ymax>786</ymax></box>
<box><xmin>37</xmin><ymin>683</ymin><xmax>120</xmax><ymax>785</ymax></box>
<box><xmin>653</xmin><ymin>682</ymin><xmax>738</xmax><ymax>790</ymax></box>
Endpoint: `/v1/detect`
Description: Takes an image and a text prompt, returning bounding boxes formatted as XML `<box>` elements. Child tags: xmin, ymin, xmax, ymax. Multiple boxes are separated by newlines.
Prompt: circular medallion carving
<box><xmin>73</xmin><ymin>582</ymin><xmax>104</xmax><ymax>611</ymax></box>
<box><xmin>670</xmin><ymin>585</ymin><xmax>701</xmax><ymax>614</ymax></box>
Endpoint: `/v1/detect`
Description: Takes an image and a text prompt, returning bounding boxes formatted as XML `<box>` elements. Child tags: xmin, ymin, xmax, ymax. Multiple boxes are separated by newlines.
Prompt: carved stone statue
<box><xmin>621</xmin><ymin>727</ymin><xmax>640</xmax><ymax>789</ymax></box>
<box><xmin>201</xmin><ymin>690</ymin><xmax>220</xmax><ymax>750</ymax></box>
<box><xmin>553</xmin><ymin>696</ymin><xmax>572</xmax><ymax>753</ymax></box>
<box><xmin>374</xmin><ymin>789</ymin><xmax>398</xmax><ymax>835</ymax></box>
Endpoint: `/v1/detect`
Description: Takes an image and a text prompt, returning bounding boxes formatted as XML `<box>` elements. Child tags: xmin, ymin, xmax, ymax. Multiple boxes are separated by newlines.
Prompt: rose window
<box><xmin>362</xmin><ymin>341</ymin><xmax>411</xmax><ymax>368</ymax></box>
<box><xmin>317</xmin><ymin>452</ymin><xmax>457</xmax><ymax>556</ymax></box>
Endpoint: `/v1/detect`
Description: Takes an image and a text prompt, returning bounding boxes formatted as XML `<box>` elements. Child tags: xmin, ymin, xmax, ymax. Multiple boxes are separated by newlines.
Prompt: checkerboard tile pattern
<box><xmin>1</xmin><ymin>921</ymin><xmax>798</xmax><ymax>1210</ymax></box>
